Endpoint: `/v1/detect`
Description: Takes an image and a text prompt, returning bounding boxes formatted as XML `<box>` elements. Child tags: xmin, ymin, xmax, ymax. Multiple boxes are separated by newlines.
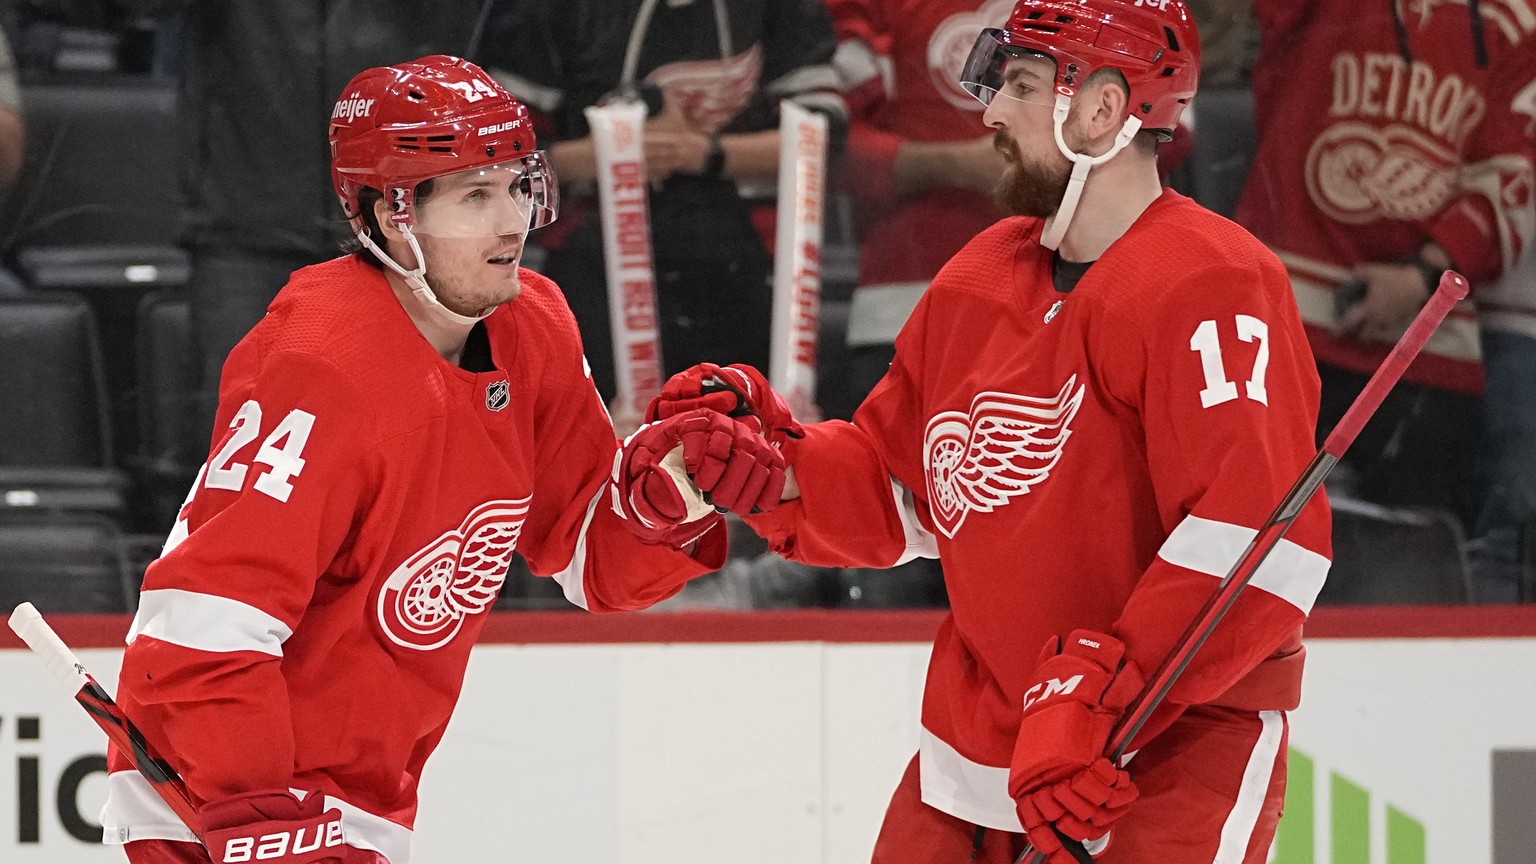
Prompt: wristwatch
<box><xmin>702</xmin><ymin>135</ymin><xmax>726</xmax><ymax>178</ymax></box>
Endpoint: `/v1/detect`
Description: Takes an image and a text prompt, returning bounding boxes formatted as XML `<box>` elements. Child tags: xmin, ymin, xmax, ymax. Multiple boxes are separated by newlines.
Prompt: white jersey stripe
<box><xmin>548</xmin><ymin>486</ymin><xmax>604</xmax><ymax>611</ymax></box>
<box><xmin>847</xmin><ymin>281</ymin><xmax>928</xmax><ymax>346</ymax></box>
<box><xmin>322</xmin><ymin>791</ymin><xmax>414</xmax><ymax>863</ymax></box>
<box><xmin>128</xmin><ymin>589</ymin><xmax>292</xmax><ymax>656</ymax></box>
<box><xmin>831</xmin><ymin>38</ymin><xmax>885</xmax><ymax>92</ymax></box>
<box><xmin>1212</xmin><ymin>710</ymin><xmax>1286</xmax><ymax>864</ymax></box>
<box><xmin>1277</xmin><ymin>252</ymin><xmax>1482</xmax><ymax>363</ymax></box>
<box><xmin>100</xmin><ymin>771</ymin><xmax>415</xmax><ymax>862</ymax></box>
<box><xmin>890</xmin><ymin>478</ymin><xmax>940</xmax><ymax>566</ymax></box>
<box><xmin>918</xmin><ymin>726</ymin><xmax>1021</xmax><ymax>832</ymax></box>
<box><xmin>1157</xmin><ymin>515</ymin><xmax>1331</xmax><ymax>614</ymax></box>
<box><xmin>766</xmin><ymin>64</ymin><xmax>843</xmax><ymax>99</ymax></box>
<box><xmin>99</xmin><ymin>771</ymin><xmax>198</xmax><ymax>844</ymax></box>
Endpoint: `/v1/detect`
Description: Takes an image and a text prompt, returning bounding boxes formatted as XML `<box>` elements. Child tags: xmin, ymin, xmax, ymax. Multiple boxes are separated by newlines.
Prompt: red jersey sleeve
<box><xmin>115</xmin><ymin>352</ymin><xmax>375</xmax><ymax>803</ymax></box>
<box><xmin>826</xmin><ymin>0</ymin><xmax>904</xmax><ymax>213</ymax></box>
<box><xmin>746</xmin><ymin>292</ymin><xmax>938</xmax><ymax>568</ymax></box>
<box><xmin>1106</xmin><ymin>262</ymin><xmax>1333</xmax><ymax>732</ymax></box>
<box><xmin>1250</xmin><ymin>0</ymin><xmax>1312</xmax><ymax>36</ymax></box>
<box><xmin>1427</xmin><ymin>47</ymin><xmax>1536</xmax><ymax>284</ymax></box>
<box><xmin>517</xmin><ymin>326</ymin><xmax>726</xmax><ymax>613</ymax></box>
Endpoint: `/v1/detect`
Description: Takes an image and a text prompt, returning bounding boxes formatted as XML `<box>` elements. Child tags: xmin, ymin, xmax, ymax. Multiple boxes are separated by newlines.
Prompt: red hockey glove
<box><xmin>615</xmin><ymin>409</ymin><xmax>786</xmax><ymax>545</ymax></box>
<box><xmin>1010</xmin><ymin>630</ymin><xmax>1144</xmax><ymax>862</ymax></box>
<box><xmin>199</xmin><ymin>789</ymin><xmax>346</xmax><ymax>864</ymax></box>
<box><xmin>645</xmin><ymin>363</ymin><xmax>804</xmax><ymax>449</ymax></box>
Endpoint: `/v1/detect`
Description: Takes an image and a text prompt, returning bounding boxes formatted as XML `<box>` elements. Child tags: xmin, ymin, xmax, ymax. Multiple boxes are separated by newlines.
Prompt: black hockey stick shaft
<box><xmin>8</xmin><ymin>603</ymin><xmax>203</xmax><ymax>840</ymax></box>
<box><xmin>1017</xmin><ymin>271</ymin><xmax>1469</xmax><ymax>864</ymax></box>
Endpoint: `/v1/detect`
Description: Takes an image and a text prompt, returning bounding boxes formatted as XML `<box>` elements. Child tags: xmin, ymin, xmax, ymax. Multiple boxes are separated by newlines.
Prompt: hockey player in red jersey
<box><xmin>98</xmin><ymin>56</ymin><xmax>785</xmax><ymax>864</ymax></box>
<box><xmin>649</xmin><ymin>2</ymin><xmax>1332</xmax><ymax>862</ymax></box>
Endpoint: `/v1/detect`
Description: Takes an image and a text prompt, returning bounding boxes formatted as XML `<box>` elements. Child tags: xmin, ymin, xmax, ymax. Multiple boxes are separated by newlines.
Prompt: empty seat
<box><xmin>0</xmin><ymin>515</ymin><xmax>134</xmax><ymax>613</ymax></box>
<box><xmin>17</xmin><ymin>245</ymin><xmax>190</xmax><ymax>291</ymax></box>
<box><xmin>0</xmin><ymin>77</ymin><xmax>179</xmax><ymax>251</ymax></box>
<box><xmin>133</xmin><ymin>289</ymin><xmax>200</xmax><ymax>529</ymax></box>
<box><xmin>1318</xmin><ymin>494</ymin><xmax>1471</xmax><ymax>604</ymax></box>
<box><xmin>0</xmin><ymin>292</ymin><xmax>129</xmax><ymax>517</ymax></box>
<box><xmin>15</xmin><ymin>245</ymin><xmax>192</xmax><ymax>471</ymax></box>
<box><xmin>1185</xmin><ymin>86</ymin><xmax>1258</xmax><ymax>219</ymax></box>
<box><xmin>816</xmin><ymin>298</ymin><xmax>855</xmax><ymax>421</ymax></box>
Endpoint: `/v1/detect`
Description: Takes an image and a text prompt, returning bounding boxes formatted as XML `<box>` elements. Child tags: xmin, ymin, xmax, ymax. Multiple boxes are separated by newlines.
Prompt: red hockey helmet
<box><xmin>329</xmin><ymin>55</ymin><xmax>557</xmax><ymax>232</ymax></box>
<box><xmin>960</xmin><ymin>0</ymin><xmax>1200</xmax><ymax>138</ymax></box>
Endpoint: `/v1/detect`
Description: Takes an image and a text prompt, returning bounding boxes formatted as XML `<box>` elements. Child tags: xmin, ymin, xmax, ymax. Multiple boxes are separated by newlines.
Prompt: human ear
<box><xmin>1074</xmin><ymin>80</ymin><xmax>1129</xmax><ymax>154</ymax></box>
<box><xmin>373</xmin><ymin>197</ymin><xmax>405</xmax><ymax>243</ymax></box>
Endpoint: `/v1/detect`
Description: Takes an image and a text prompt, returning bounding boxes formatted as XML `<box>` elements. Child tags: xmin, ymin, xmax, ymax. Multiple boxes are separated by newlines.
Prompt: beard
<box><xmin>992</xmin><ymin>129</ymin><xmax>1072</xmax><ymax>219</ymax></box>
<box><xmin>413</xmin><ymin>235</ymin><xmax>523</xmax><ymax>317</ymax></box>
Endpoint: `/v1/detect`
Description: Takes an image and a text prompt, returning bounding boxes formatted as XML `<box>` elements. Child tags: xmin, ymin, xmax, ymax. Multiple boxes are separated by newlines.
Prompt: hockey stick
<box><xmin>1016</xmin><ymin>270</ymin><xmax>1471</xmax><ymax>864</ymax></box>
<box><xmin>8</xmin><ymin>602</ymin><xmax>203</xmax><ymax>841</ymax></box>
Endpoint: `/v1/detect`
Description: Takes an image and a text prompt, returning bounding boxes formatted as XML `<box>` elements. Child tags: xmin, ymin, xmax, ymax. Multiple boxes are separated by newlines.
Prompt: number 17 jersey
<box><xmin>749</xmin><ymin>189</ymin><xmax>1334</xmax><ymax>829</ymax></box>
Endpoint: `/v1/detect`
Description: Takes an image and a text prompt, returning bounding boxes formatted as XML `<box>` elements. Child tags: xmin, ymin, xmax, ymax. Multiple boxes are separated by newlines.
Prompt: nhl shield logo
<box><xmin>485</xmin><ymin>380</ymin><xmax>509</xmax><ymax>412</ymax></box>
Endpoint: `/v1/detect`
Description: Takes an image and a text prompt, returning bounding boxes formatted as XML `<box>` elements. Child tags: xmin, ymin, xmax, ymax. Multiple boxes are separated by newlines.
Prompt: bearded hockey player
<box><xmin>648</xmin><ymin>1</ymin><xmax>1333</xmax><ymax>861</ymax></box>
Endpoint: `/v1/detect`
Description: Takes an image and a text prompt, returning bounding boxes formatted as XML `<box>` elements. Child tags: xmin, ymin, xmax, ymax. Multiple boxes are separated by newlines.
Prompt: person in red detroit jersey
<box><xmin>650</xmin><ymin>2</ymin><xmax>1333</xmax><ymax>862</ymax></box>
<box><xmin>98</xmin><ymin>55</ymin><xmax>784</xmax><ymax>864</ymax></box>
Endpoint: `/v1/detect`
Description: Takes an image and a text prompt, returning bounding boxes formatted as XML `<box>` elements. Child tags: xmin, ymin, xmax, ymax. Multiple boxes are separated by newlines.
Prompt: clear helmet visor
<box><xmin>409</xmin><ymin>152</ymin><xmax>559</xmax><ymax>240</ymax></box>
<box><xmin>959</xmin><ymin>28</ymin><xmax>1062</xmax><ymax>109</ymax></box>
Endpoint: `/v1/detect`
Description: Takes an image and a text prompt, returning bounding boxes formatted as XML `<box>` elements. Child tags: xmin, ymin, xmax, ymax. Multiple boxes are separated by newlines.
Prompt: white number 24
<box><xmin>1189</xmin><ymin>316</ymin><xmax>1270</xmax><ymax>408</ymax></box>
<box><xmin>203</xmin><ymin>399</ymin><xmax>316</xmax><ymax>503</ymax></box>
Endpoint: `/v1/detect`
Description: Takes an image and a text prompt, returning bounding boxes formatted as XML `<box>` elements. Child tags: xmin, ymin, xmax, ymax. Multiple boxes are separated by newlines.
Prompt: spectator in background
<box><xmin>1183</xmin><ymin>0</ymin><xmax>1256</xmax><ymax>87</ymax></box>
<box><xmin>477</xmin><ymin>0</ymin><xmax>845</xmax><ymax>410</ymax></box>
<box><xmin>1472</xmin><ymin>244</ymin><xmax>1536</xmax><ymax>602</ymax></box>
<box><xmin>0</xmin><ymin>21</ymin><xmax>25</xmax><ymax>295</ymax></box>
<box><xmin>1236</xmin><ymin>0</ymin><xmax>1536</xmax><ymax>529</ymax></box>
<box><xmin>0</xmin><ymin>21</ymin><xmax>22</xmax><ymax>190</ymax></box>
<box><xmin>829</xmin><ymin>0</ymin><xmax>1007</xmax><ymax>409</ymax></box>
<box><xmin>130</xmin><ymin>0</ymin><xmax>484</xmax><ymax>455</ymax></box>
<box><xmin>823</xmin><ymin>0</ymin><xmax>1011</xmax><ymax>608</ymax></box>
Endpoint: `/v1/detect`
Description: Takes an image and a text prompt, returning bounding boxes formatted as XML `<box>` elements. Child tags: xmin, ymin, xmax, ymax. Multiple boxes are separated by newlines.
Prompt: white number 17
<box><xmin>1189</xmin><ymin>316</ymin><xmax>1269</xmax><ymax>408</ymax></box>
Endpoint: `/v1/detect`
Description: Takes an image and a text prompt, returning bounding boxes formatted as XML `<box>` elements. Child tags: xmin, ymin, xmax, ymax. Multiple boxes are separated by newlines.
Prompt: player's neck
<box><xmin>1053</xmin><ymin>157</ymin><xmax>1163</xmax><ymax>263</ymax></box>
<box><xmin>383</xmin><ymin>269</ymin><xmax>474</xmax><ymax>365</ymax></box>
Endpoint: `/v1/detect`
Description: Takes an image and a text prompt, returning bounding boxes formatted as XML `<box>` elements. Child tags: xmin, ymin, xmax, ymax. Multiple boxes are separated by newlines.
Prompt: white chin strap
<box><xmin>1040</xmin><ymin>93</ymin><xmax>1144</xmax><ymax>251</ymax></box>
<box><xmin>358</xmin><ymin>227</ymin><xmax>494</xmax><ymax>327</ymax></box>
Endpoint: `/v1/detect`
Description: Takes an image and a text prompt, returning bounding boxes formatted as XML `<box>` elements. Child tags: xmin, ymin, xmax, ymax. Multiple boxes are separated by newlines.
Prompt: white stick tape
<box><xmin>8</xmin><ymin>602</ymin><xmax>91</xmax><ymax>692</ymax></box>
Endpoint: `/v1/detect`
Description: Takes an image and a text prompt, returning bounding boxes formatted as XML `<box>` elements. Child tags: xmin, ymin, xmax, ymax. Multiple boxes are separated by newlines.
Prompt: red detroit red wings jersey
<box><xmin>749</xmin><ymin>191</ymin><xmax>1332</xmax><ymax>830</ymax></box>
<box><xmin>1237</xmin><ymin>0</ymin><xmax>1536</xmax><ymax>393</ymax></box>
<box><xmin>101</xmin><ymin>257</ymin><xmax>720</xmax><ymax>860</ymax></box>
<box><xmin>828</xmin><ymin>0</ymin><xmax>1008</xmax><ymax>345</ymax></box>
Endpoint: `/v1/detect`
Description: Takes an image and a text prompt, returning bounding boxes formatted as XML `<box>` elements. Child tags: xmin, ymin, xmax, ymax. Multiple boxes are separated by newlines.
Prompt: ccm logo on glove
<box><xmin>1021</xmin><ymin>674</ymin><xmax>1084</xmax><ymax>712</ymax></box>
<box><xmin>1021</xmin><ymin>635</ymin><xmax>1103</xmax><ymax>710</ymax></box>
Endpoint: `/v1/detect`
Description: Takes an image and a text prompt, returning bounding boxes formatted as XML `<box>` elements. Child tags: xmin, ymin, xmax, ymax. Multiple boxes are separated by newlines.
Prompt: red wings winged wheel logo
<box><xmin>377</xmin><ymin>497</ymin><xmax>531</xmax><ymax>650</ymax></box>
<box><xmin>924</xmin><ymin>377</ymin><xmax>1085</xmax><ymax>539</ymax></box>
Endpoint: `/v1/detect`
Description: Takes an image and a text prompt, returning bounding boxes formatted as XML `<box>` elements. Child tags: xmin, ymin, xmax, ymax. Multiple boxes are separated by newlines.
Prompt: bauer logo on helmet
<box><xmin>478</xmin><ymin>120</ymin><xmax>522</xmax><ymax>137</ymax></box>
